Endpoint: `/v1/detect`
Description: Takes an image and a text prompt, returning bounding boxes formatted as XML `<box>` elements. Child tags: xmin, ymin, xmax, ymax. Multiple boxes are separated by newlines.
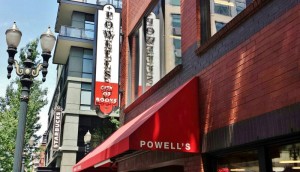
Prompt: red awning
<box><xmin>73</xmin><ymin>78</ymin><xmax>200</xmax><ymax>172</ymax></box>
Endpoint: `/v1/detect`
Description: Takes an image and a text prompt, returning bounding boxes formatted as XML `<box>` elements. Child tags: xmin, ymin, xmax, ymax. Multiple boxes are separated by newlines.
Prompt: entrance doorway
<box><xmin>134</xmin><ymin>165</ymin><xmax>184</xmax><ymax>172</ymax></box>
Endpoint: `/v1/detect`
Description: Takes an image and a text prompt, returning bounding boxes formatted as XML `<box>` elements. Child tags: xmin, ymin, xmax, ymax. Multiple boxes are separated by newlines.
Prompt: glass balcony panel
<box><xmin>60</xmin><ymin>26</ymin><xmax>94</xmax><ymax>40</ymax></box>
<box><xmin>67</xmin><ymin>0</ymin><xmax>122</xmax><ymax>8</ymax></box>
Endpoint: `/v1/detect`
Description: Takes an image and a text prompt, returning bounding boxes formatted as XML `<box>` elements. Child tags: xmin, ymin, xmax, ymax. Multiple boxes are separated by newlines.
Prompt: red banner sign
<box><xmin>94</xmin><ymin>82</ymin><xmax>118</xmax><ymax>115</ymax></box>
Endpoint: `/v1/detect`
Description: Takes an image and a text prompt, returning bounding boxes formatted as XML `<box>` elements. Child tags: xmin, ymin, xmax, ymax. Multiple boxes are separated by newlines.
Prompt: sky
<box><xmin>0</xmin><ymin>1</ymin><xmax>58</xmax><ymax>137</ymax></box>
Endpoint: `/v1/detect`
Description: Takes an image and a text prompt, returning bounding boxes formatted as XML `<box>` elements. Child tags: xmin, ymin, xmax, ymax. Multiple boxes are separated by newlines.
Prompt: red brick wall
<box><xmin>184</xmin><ymin>155</ymin><xmax>203</xmax><ymax>172</ymax></box>
<box><xmin>126</xmin><ymin>0</ymin><xmax>153</xmax><ymax>35</ymax></box>
<box><xmin>120</xmin><ymin>0</ymin><xmax>154</xmax><ymax>123</ymax></box>
<box><xmin>181</xmin><ymin>0</ymin><xmax>200</xmax><ymax>52</ymax></box>
<box><xmin>199</xmin><ymin>4</ymin><xmax>300</xmax><ymax>133</ymax></box>
<box><xmin>120</xmin><ymin>0</ymin><xmax>128</xmax><ymax>121</ymax></box>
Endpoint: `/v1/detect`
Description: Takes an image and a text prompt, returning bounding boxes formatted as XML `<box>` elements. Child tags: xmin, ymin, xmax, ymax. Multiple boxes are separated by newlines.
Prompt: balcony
<box><xmin>55</xmin><ymin>0</ymin><xmax>122</xmax><ymax>32</ymax></box>
<box><xmin>68</xmin><ymin>0</ymin><xmax>122</xmax><ymax>9</ymax></box>
<box><xmin>53</xmin><ymin>26</ymin><xmax>93</xmax><ymax>64</ymax></box>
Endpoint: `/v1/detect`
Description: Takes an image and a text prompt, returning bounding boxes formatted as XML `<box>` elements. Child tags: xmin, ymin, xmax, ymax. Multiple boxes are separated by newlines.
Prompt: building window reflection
<box><xmin>214</xmin><ymin>3</ymin><xmax>232</xmax><ymax>16</ymax></box>
<box><xmin>215</xmin><ymin>21</ymin><xmax>226</xmax><ymax>32</ymax></box>
<box><xmin>170</xmin><ymin>0</ymin><xmax>180</xmax><ymax>6</ymax></box>
<box><xmin>210</xmin><ymin>0</ymin><xmax>251</xmax><ymax>35</ymax></box>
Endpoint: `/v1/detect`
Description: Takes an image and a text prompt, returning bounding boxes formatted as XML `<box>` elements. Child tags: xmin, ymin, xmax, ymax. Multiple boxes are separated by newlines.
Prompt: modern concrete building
<box><xmin>43</xmin><ymin>0</ymin><xmax>122</xmax><ymax>171</ymax></box>
<box><xmin>73</xmin><ymin>0</ymin><xmax>300</xmax><ymax>172</ymax></box>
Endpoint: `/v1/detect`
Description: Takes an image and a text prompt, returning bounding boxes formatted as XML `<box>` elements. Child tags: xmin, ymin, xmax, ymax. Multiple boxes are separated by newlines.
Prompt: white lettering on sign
<box><xmin>52</xmin><ymin>106</ymin><xmax>62</xmax><ymax>151</ymax></box>
<box><xmin>140</xmin><ymin>140</ymin><xmax>191</xmax><ymax>151</ymax></box>
<box><xmin>145</xmin><ymin>16</ymin><xmax>154</xmax><ymax>86</ymax></box>
<box><xmin>103</xmin><ymin>11</ymin><xmax>114</xmax><ymax>83</ymax></box>
<box><xmin>95</xmin><ymin>85</ymin><xmax>117</xmax><ymax>105</ymax></box>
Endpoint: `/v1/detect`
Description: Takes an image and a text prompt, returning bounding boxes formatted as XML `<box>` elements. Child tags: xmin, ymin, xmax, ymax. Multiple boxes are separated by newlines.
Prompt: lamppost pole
<box><xmin>20</xmin><ymin>136</ymin><xmax>35</xmax><ymax>172</ymax></box>
<box><xmin>12</xmin><ymin>59</ymin><xmax>33</xmax><ymax>172</ymax></box>
<box><xmin>84</xmin><ymin>130</ymin><xmax>92</xmax><ymax>155</ymax></box>
<box><xmin>5</xmin><ymin>22</ymin><xmax>56</xmax><ymax>172</ymax></box>
<box><xmin>21</xmin><ymin>152</ymin><xmax>25</xmax><ymax>172</ymax></box>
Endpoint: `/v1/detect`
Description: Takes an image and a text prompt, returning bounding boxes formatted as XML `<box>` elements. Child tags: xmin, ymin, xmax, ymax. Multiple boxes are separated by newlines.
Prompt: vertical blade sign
<box><xmin>52</xmin><ymin>106</ymin><xmax>62</xmax><ymax>151</ymax></box>
<box><xmin>95</xmin><ymin>5</ymin><xmax>120</xmax><ymax>116</ymax></box>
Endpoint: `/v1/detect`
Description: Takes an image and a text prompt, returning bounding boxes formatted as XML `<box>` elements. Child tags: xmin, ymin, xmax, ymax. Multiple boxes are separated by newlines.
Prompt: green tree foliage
<box><xmin>90</xmin><ymin>117</ymin><xmax>120</xmax><ymax>149</ymax></box>
<box><xmin>0</xmin><ymin>39</ymin><xmax>48</xmax><ymax>171</ymax></box>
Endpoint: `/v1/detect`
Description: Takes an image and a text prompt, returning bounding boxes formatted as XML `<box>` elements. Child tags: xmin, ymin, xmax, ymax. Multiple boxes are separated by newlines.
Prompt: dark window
<box><xmin>270</xmin><ymin>143</ymin><xmax>300</xmax><ymax>171</ymax></box>
<box><xmin>208</xmin><ymin>140</ymin><xmax>300</xmax><ymax>172</ymax></box>
<box><xmin>77</xmin><ymin>116</ymin><xmax>118</xmax><ymax>162</ymax></box>
<box><xmin>217</xmin><ymin>150</ymin><xmax>259</xmax><ymax>171</ymax></box>
<box><xmin>84</xmin><ymin>14</ymin><xmax>94</xmax><ymax>39</ymax></box>
<box><xmin>82</xmin><ymin>49</ymin><xmax>93</xmax><ymax>79</ymax></box>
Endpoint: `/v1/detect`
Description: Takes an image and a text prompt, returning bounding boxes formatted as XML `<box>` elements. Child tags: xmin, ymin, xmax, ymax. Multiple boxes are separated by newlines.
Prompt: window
<box><xmin>208</xmin><ymin>140</ymin><xmax>300</xmax><ymax>172</ymax></box>
<box><xmin>270</xmin><ymin>143</ymin><xmax>300</xmax><ymax>171</ymax></box>
<box><xmin>210</xmin><ymin>0</ymin><xmax>251</xmax><ymax>35</ymax></box>
<box><xmin>84</xmin><ymin>14</ymin><xmax>94</xmax><ymax>39</ymax></box>
<box><xmin>82</xmin><ymin>49</ymin><xmax>93</xmax><ymax>79</ymax></box>
<box><xmin>80</xmin><ymin>83</ymin><xmax>92</xmax><ymax>110</ymax></box>
<box><xmin>127</xmin><ymin>0</ymin><xmax>181</xmax><ymax>104</ymax></box>
<box><xmin>71</xmin><ymin>12</ymin><xmax>94</xmax><ymax>39</ymax></box>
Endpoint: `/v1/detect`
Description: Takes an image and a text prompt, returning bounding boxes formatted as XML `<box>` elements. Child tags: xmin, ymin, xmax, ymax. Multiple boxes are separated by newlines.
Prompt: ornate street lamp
<box><xmin>84</xmin><ymin>130</ymin><xmax>92</xmax><ymax>155</ymax></box>
<box><xmin>5</xmin><ymin>22</ymin><xmax>56</xmax><ymax>172</ymax></box>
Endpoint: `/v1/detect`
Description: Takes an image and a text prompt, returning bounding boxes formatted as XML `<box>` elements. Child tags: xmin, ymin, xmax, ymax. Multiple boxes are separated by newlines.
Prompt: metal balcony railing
<box><xmin>60</xmin><ymin>26</ymin><xmax>94</xmax><ymax>40</ymax></box>
<box><xmin>69</xmin><ymin>0</ymin><xmax>122</xmax><ymax>8</ymax></box>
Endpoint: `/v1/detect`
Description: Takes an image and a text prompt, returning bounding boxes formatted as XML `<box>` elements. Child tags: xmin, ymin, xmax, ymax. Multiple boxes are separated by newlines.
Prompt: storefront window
<box><xmin>217</xmin><ymin>150</ymin><xmax>259</xmax><ymax>172</ymax></box>
<box><xmin>270</xmin><ymin>143</ymin><xmax>300</xmax><ymax>171</ymax></box>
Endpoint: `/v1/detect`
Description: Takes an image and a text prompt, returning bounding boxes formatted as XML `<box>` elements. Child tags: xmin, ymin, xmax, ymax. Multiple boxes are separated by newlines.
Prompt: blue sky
<box><xmin>0</xmin><ymin>0</ymin><xmax>58</xmax><ymax>136</ymax></box>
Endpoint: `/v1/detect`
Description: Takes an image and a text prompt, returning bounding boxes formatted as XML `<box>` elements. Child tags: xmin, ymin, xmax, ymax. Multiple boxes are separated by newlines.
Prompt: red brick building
<box><xmin>74</xmin><ymin>0</ymin><xmax>300</xmax><ymax>171</ymax></box>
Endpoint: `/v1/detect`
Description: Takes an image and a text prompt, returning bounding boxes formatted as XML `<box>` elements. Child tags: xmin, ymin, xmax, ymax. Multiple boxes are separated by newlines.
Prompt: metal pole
<box><xmin>12</xmin><ymin>76</ymin><xmax>33</xmax><ymax>172</ymax></box>
<box><xmin>21</xmin><ymin>152</ymin><xmax>25</xmax><ymax>172</ymax></box>
<box><xmin>85</xmin><ymin>143</ymin><xmax>91</xmax><ymax>155</ymax></box>
<box><xmin>87</xmin><ymin>143</ymin><xmax>90</xmax><ymax>154</ymax></box>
